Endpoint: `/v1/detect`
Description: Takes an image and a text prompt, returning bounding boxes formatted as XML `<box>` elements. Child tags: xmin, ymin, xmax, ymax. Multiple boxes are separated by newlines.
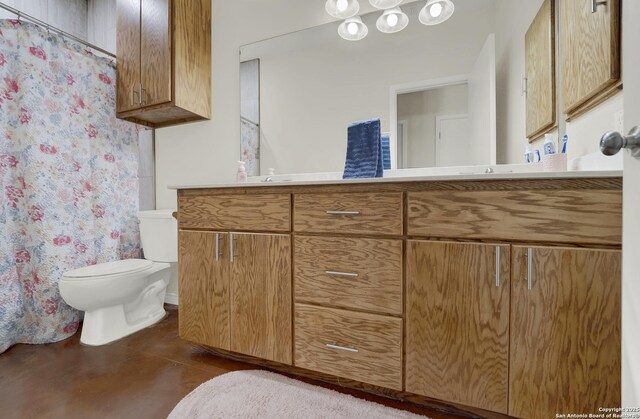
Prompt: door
<box><xmin>510</xmin><ymin>246</ymin><xmax>621</xmax><ymax>418</ymax></box>
<box><xmin>435</xmin><ymin>115</ymin><xmax>470</xmax><ymax>167</ymax></box>
<box><xmin>405</xmin><ymin>241</ymin><xmax>510</xmax><ymax>414</ymax></box>
<box><xmin>560</xmin><ymin>0</ymin><xmax>620</xmax><ymax>114</ymax></box>
<box><xmin>230</xmin><ymin>233</ymin><xmax>292</xmax><ymax>365</ymax></box>
<box><xmin>116</xmin><ymin>0</ymin><xmax>141</xmax><ymax>113</ymax></box>
<box><xmin>178</xmin><ymin>231</ymin><xmax>230</xmax><ymax>350</ymax></box>
<box><xmin>622</xmin><ymin>0</ymin><xmax>640</xmax><ymax>406</ymax></box>
<box><xmin>140</xmin><ymin>0</ymin><xmax>172</xmax><ymax>107</ymax></box>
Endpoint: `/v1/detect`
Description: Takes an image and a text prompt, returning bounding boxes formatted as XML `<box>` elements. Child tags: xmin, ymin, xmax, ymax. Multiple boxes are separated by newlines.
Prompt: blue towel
<box><xmin>381</xmin><ymin>135</ymin><xmax>391</xmax><ymax>170</ymax></box>
<box><xmin>343</xmin><ymin>118</ymin><xmax>383</xmax><ymax>179</ymax></box>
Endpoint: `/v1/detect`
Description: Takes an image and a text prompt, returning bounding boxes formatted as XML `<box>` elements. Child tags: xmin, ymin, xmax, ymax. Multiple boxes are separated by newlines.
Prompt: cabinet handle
<box><xmin>591</xmin><ymin>0</ymin><xmax>606</xmax><ymax>13</ymax></box>
<box><xmin>326</xmin><ymin>210</ymin><xmax>360</xmax><ymax>215</ymax></box>
<box><xmin>139</xmin><ymin>82</ymin><xmax>145</xmax><ymax>106</ymax></box>
<box><xmin>527</xmin><ymin>248</ymin><xmax>533</xmax><ymax>290</ymax></box>
<box><xmin>214</xmin><ymin>233</ymin><xmax>222</xmax><ymax>261</ymax></box>
<box><xmin>130</xmin><ymin>84</ymin><xmax>138</xmax><ymax>107</ymax></box>
<box><xmin>230</xmin><ymin>234</ymin><xmax>236</xmax><ymax>262</ymax></box>
<box><xmin>325</xmin><ymin>271</ymin><xmax>359</xmax><ymax>278</ymax></box>
<box><xmin>325</xmin><ymin>343</ymin><xmax>359</xmax><ymax>353</ymax></box>
<box><xmin>495</xmin><ymin>246</ymin><xmax>501</xmax><ymax>288</ymax></box>
<box><xmin>521</xmin><ymin>74</ymin><xmax>527</xmax><ymax>96</ymax></box>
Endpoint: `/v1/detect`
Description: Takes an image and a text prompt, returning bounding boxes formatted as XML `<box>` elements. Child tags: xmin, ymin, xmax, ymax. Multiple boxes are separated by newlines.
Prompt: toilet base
<box><xmin>80</xmin><ymin>305</ymin><xmax>166</xmax><ymax>346</ymax></box>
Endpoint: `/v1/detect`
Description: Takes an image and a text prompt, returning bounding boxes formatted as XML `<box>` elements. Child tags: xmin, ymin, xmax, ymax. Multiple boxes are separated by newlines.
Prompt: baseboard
<box><xmin>164</xmin><ymin>292</ymin><xmax>179</xmax><ymax>306</ymax></box>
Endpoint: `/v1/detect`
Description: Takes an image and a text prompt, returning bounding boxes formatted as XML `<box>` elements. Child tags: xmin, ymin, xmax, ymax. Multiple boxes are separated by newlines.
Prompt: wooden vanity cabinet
<box><xmin>509</xmin><ymin>246</ymin><xmax>621</xmax><ymax>419</ymax></box>
<box><xmin>560</xmin><ymin>0</ymin><xmax>621</xmax><ymax>118</ymax></box>
<box><xmin>116</xmin><ymin>0</ymin><xmax>211</xmax><ymax>127</ymax></box>
<box><xmin>406</xmin><ymin>241</ymin><xmax>511</xmax><ymax>414</ymax></box>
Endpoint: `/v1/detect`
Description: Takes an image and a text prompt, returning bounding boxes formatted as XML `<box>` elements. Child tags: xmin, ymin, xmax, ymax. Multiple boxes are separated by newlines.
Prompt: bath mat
<box><xmin>168</xmin><ymin>370</ymin><xmax>427</xmax><ymax>419</ymax></box>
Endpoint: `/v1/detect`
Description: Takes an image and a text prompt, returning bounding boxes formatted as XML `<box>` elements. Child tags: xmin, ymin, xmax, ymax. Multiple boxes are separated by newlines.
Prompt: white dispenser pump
<box><xmin>236</xmin><ymin>161</ymin><xmax>247</xmax><ymax>183</ymax></box>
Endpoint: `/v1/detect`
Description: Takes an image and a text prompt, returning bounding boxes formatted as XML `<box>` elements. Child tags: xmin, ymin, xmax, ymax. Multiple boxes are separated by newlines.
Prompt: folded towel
<box><xmin>381</xmin><ymin>135</ymin><xmax>391</xmax><ymax>170</ymax></box>
<box><xmin>343</xmin><ymin>118</ymin><xmax>383</xmax><ymax>179</ymax></box>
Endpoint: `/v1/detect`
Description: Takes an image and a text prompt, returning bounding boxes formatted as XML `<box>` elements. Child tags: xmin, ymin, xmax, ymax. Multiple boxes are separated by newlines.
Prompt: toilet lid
<box><xmin>63</xmin><ymin>259</ymin><xmax>154</xmax><ymax>279</ymax></box>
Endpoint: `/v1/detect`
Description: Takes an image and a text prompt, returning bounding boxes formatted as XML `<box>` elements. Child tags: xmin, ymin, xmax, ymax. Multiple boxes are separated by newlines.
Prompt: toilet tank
<box><xmin>137</xmin><ymin>210</ymin><xmax>178</xmax><ymax>262</ymax></box>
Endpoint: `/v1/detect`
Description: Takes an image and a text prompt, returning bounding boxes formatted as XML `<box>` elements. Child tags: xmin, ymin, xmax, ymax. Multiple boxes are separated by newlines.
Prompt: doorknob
<box><xmin>600</xmin><ymin>126</ymin><xmax>640</xmax><ymax>158</ymax></box>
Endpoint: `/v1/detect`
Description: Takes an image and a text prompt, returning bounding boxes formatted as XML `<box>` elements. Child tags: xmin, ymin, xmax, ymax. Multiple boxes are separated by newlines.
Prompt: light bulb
<box><xmin>336</xmin><ymin>0</ymin><xmax>348</xmax><ymax>12</ymax></box>
<box><xmin>429</xmin><ymin>2</ymin><xmax>443</xmax><ymax>17</ymax></box>
<box><xmin>347</xmin><ymin>22</ymin><xmax>359</xmax><ymax>35</ymax></box>
<box><xmin>386</xmin><ymin>13</ymin><xmax>399</xmax><ymax>27</ymax></box>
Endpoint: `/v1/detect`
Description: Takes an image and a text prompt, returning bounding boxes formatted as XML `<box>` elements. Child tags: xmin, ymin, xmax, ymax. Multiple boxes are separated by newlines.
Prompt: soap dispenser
<box><xmin>543</xmin><ymin>134</ymin><xmax>557</xmax><ymax>155</ymax></box>
<box><xmin>236</xmin><ymin>161</ymin><xmax>247</xmax><ymax>183</ymax></box>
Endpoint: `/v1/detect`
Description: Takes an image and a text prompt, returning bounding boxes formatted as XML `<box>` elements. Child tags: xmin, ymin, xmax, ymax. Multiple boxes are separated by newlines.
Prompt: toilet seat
<box><xmin>63</xmin><ymin>259</ymin><xmax>154</xmax><ymax>280</ymax></box>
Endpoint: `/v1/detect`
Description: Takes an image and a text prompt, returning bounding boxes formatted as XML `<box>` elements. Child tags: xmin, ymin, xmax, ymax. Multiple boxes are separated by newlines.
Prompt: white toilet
<box><xmin>59</xmin><ymin>209</ymin><xmax>177</xmax><ymax>346</ymax></box>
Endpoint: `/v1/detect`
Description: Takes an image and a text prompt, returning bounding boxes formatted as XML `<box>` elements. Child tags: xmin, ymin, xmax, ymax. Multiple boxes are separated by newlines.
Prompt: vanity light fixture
<box><xmin>369</xmin><ymin>0</ymin><xmax>403</xmax><ymax>9</ymax></box>
<box><xmin>325</xmin><ymin>0</ymin><xmax>360</xmax><ymax>19</ymax></box>
<box><xmin>338</xmin><ymin>16</ymin><xmax>368</xmax><ymax>41</ymax></box>
<box><xmin>376</xmin><ymin>8</ymin><xmax>409</xmax><ymax>33</ymax></box>
<box><xmin>419</xmin><ymin>0</ymin><xmax>455</xmax><ymax>25</ymax></box>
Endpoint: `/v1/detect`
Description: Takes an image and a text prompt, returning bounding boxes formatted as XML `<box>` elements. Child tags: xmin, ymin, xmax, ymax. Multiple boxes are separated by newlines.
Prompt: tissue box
<box><xmin>542</xmin><ymin>153</ymin><xmax>567</xmax><ymax>172</ymax></box>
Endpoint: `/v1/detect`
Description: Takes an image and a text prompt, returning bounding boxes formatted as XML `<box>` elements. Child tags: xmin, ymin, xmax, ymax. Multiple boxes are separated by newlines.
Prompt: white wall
<box><xmin>398</xmin><ymin>84</ymin><xmax>468</xmax><ymax>168</ymax></box>
<box><xmin>0</xmin><ymin>0</ymin><xmax>87</xmax><ymax>38</ymax></box>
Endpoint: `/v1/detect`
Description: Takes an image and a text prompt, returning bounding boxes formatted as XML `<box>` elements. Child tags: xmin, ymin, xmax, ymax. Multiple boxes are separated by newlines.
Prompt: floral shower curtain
<box><xmin>0</xmin><ymin>20</ymin><xmax>141</xmax><ymax>353</ymax></box>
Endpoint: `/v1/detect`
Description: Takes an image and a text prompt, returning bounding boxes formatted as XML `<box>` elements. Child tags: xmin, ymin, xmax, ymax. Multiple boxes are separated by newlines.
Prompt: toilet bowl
<box><xmin>59</xmin><ymin>209</ymin><xmax>177</xmax><ymax>346</ymax></box>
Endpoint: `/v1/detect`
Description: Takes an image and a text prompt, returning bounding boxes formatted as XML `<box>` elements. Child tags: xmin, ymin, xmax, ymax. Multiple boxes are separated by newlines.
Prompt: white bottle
<box><xmin>525</xmin><ymin>145</ymin><xmax>534</xmax><ymax>164</ymax></box>
<box><xmin>236</xmin><ymin>161</ymin><xmax>247</xmax><ymax>183</ymax></box>
<box><xmin>543</xmin><ymin>134</ymin><xmax>557</xmax><ymax>155</ymax></box>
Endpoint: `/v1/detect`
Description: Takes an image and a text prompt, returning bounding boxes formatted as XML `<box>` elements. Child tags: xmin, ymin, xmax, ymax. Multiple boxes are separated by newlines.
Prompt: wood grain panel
<box><xmin>179</xmin><ymin>194</ymin><xmax>291</xmax><ymax>232</ymax></box>
<box><xmin>140</xmin><ymin>0</ymin><xmax>171</xmax><ymax>107</ymax></box>
<box><xmin>174</xmin><ymin>0</ymin><xmax>212</xmax><ymax>119</ymax></box>
<box><xmin>406</xmin><ymin>241</ymin><xmax>510</xmax><ymax>413</ymax></box>
<box><xmin>116</xmin><ymin>0</ymin><xmax>140</xmax><ymax>113</ymax></box>
<box><xmin>178</xmin><ymin>230</ymin><xmax>229</xmax><ymax>350</ymax></box>
<box><xmin>294</xmin><ymin>304</ymin><xmax>403</xmax><ymax>390</ymax></box>
<box><xmin>294</xmin><ymin>236</ymin><xmax>403</xmax><ymax>315</ymax></box>
<box><xmin>560</xmin><ymin>0</ymin><xmax>620</xmax><ymax>116</ymax></box>
<box><xmin>510</xmin><ymin>246</ymin><xmax>621</xmax><ymax>418</ymax></box>
<box><xmin>407</xmin><ymin>189</ymin><xmax>622</xmax><ymax>245</ymax></box>
<box><xmin>230</xmin><ymin>233</ymin><xmax>292</xmax><ymax>365</ymax></box>
<box><xmin>525</xmin><ymin>0</ymin><xmax>556</xmax><ymax>141</ymax></box>
<box><xmin>294</xmin><ymin>192</ymin><xmax>403</xmax><ymax>236</ymax></box>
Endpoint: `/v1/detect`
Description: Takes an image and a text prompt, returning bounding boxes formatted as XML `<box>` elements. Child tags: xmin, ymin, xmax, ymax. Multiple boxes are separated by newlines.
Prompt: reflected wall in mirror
<box><xmin>240</xmin><ymin>0</ymin><xmax>623</xmax><ymax>175</ymax></box>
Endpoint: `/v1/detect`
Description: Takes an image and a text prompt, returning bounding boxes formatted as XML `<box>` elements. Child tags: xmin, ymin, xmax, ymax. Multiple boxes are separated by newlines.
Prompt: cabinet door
<box><xmin>406</xmin><ymin>241</ymin><xmax>510</xmax><ymax>414</ymax></box>
<box><xmin>140</xmin><ymin>0</ymin><xmax>172</xmax><ymax>107</ymax></box>
<box><xmin>525</xmin><ymin>0</ymin><xmax>555</xmax><ymax>140</ymax></box>
<box><xmin>178</xmin><ymin>231</ymin><xmax>230</xmax><ymax>350</ymax></box>
<box><xmin>510</xmin><ymin>246</ymin><xmax>621</xmax><ymax>419</ymax></box>
<box><xmin>116</xmin><ymin>0</ymin><xmax>141</xmax><ymax>113</ymax></box>
<box><xmin>230</xmin><ymin>233</ymin><xmax>292</xmax><ymax>365</ymax></box>
<box><xmin>560</xmin><ymin>0</ymin><xmax>620</xmax><ymax>114</ymax></box>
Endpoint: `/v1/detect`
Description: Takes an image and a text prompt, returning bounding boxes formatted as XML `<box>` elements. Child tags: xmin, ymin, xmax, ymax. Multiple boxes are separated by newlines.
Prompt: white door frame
<box><xmin>435</xmin><ymin>114</ymin><xmax>468</xmax><ymax>167</ymax></box>
<box><xmin>389</xmin><ymin>74</ymin><xmax>468</xmax><ymax>169</ymax></box>
<box><xmin>397</xmin><ymin>119</ymin><xmax>409</xmax><ymax>168</ymax></box>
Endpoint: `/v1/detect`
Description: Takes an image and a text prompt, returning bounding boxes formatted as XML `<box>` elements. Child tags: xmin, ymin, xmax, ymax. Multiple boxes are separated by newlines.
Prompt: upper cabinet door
<box><xmin>560</xmin><ymin>0</ymin><xmax>620</xmax><ymax>115</ymax></box>
<box><xmin>230</xmin><ymin>233</ymin><xmax>292</xmax><ymax>365</ymax></box>
<box><xmin>116</xmin><ymin>0</ymin><xmax>141</xmax><ymax>113</ymax></box>
<box><xmin>140</xmin><ymin>0</ymin><xmax>172</xmax><ymax>107</ymax></box>
<box><xmin>510</xmin><ymin>246</ymin><xmax>621</xmax><ymax>419</ymax></box>
<box><xmin>525</xmin><ymin>0</ymin><xmax>556</xmax><ymax>141</ymax></box>
<box><xmin>405</xmin><ymin>241</ymin><xmax>510</xmax><ymax>414</ymax></box>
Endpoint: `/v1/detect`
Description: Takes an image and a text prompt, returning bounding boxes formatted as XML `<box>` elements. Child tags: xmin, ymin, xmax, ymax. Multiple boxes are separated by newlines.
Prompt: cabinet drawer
<box><xmin>294</xmin><ymin>304</ymin><xmax>403</xmax><ymax>390</ymax></box>
<box><xmin>294</xmin><ymin>192</ymin><xmax>403</xmax><ymax>235</ymax></box>
<box><xmin>179</xmin><ymin>194</ymin><xmax>291</xmax><ymax>232</ymax></box>
<box><xmin>407</xmin><ymin>189</ymin><xmax>622</xmax><ymax>245</ymax></box>
<box><xmin>294</xmin><ymin>236</ymin><xmax>402</xmax><ymax>315</ymax></box>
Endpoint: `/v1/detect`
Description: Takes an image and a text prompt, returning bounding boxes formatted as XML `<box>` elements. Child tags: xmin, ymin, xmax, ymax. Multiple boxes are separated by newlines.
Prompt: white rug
<box><xmin>168</xmin><ymin>370</ymin><xmax>428</xmax><ymax>419</ymax></box>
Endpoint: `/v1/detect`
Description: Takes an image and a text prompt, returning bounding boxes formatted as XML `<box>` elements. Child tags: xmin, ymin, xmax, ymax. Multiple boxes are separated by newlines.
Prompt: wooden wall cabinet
<box><xmin>560</xmin><ymin>0</ymin><xmax>621</xmax><ymax>119</ymax></box>
<box><xmin>116</xmin><ymin>0</ymin><xmax>211</xmax><ymax>128</ymax></box>
<box><xmin>525</xmin><ymin>0</ymin><xmax>556</xmax><ymax>141</ymax></box>
<box><xmin>509</xmin><ymin>246</ymin><xmax>621</xmax><ymax>418</ymax></box>
<box><xmin>406</xmin><ymin>241</ymin><xmax>510</xmax><ymax>414</ymax></box>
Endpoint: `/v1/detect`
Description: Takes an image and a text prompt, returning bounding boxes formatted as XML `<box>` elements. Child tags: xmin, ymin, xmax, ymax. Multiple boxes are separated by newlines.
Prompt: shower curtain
<box><xmin>0</xmin><ymin>20</ymin><xmax>141</xmax><ymax>353</ymax></box>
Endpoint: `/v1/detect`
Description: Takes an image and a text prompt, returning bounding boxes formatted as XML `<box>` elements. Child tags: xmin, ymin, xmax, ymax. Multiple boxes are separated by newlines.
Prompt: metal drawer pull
<box><xmin>325</xmin><ymin>343</ymin><xmax>359</xmax><ymax>353</ymax></box>
<box><xmin>495</xmin><ymin>246</ymin><xmax>501</xmax><ymax>288</ymax></box>
<box><xmin>215</xmin><ymin>233</ymin><xmax>222</xmax><ymax>261</ymax></box>
<box><xmin>326</xmin><ymin>210</ymin><xmax>360</xmax><ymax>216</ymax></box>
<box><xmin>325</xmin><ymin>271</ymin><xmax>359</xmax><ymax>278</ymax></box>
<box><xmin>527</xmin><ymin>248</ymin><xmax>533</xmax><ymax>290</ymax></box>
<box><xmin>591</xmin><ymin>0</ymin><xmax>606</xmax><ymax>13</ymax></box>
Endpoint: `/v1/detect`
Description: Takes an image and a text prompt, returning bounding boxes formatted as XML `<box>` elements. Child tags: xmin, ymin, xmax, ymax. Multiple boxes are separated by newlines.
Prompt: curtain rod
<box><xmin>0</xmin><ymin>2</ymin><xmax>116</xmax><ymax>59</ymax></box>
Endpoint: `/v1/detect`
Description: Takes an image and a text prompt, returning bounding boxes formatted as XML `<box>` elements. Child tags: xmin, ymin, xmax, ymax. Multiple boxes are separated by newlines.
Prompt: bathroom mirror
<box><xmin>240</xmin><ymin>0</ymin><xmax>585</xmax><ymax>176</ymax></box>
